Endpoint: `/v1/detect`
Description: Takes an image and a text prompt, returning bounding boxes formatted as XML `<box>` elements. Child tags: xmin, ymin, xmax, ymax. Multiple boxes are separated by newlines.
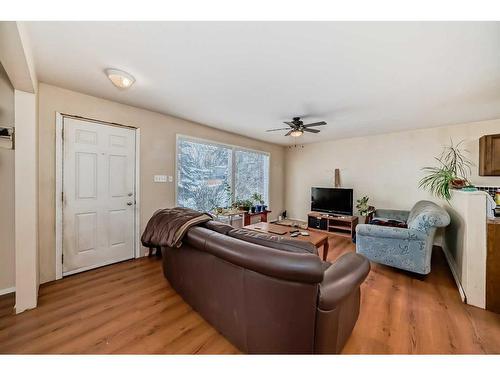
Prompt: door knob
<box><xmin>127</xmin><ymin>202</ymin><xmax>133</xmax><ymax>206</ymax></box>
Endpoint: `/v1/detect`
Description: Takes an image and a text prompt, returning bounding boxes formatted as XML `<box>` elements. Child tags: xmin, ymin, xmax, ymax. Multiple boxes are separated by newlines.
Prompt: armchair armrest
<box><xmin>373</xmin><ymin>209</ymin><xmax>410</xmax><ymax>222</ymax></box>
<box><xmin>318</xmin><ymin>253</ymin><xmax>370</xmax><ymax>310</ymax></box>
<box><xmin>356</xmin><ymin>224</ymin><xmax>427</xmax><ymax>241</ymax></box>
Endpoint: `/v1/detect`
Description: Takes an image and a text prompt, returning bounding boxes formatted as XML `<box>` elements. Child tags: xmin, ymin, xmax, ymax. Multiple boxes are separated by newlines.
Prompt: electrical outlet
<box><xmin>153</xmin><ymin>175</ymin><xmax>167</xmax><ymax>183</ymax></box>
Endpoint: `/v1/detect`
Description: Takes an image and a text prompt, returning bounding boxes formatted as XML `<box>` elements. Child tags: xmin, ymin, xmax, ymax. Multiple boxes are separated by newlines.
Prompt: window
<box><xmin>234</xmin><ymin>149</ymin><xmax>269</xmax><ymax>204</ymax></box>
<box><xmin>176</xmin><ymin>137</ymin><xmax>232</xmax><ymax>211</ymax></box>
<box><xmin>176</xmin><ymin>136</ymin><xmax>270</xmax><ymax>211</ymax></box>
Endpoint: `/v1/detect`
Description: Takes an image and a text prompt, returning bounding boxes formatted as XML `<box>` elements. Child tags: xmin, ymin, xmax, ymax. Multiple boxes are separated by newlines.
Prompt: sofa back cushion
<box><xmin>407</xmin><ymin>200</ymin><xmax>451</xmax><ymax>234</ymax></box>
<box><xmin>184</xmin><ymin>226</ymin><xmax>324</xmax><ymax>283</ymax></box>
<box><xmin>228</xmin><ymin>228</ymin><xmax>318</xmax><ymax>255</ymax></box>
<box><xmin>202</xmin><ymin>220</ymin><xmax>234</xmax><ymax>235</ymax></box>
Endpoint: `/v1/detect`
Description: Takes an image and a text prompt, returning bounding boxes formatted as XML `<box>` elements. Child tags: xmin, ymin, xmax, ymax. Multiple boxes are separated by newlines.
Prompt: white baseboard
<box><xmin>0</xmin><ymin>286</ymin><xmax>15</xmax><ymax>296</ymax></box>
<box><xmin>287</xmin><ymin>217</ymin><xmax>306</xmax><ymax>221</ymax></box>
<box><xmin>440</xmin><ymin>244</ymin><xmax>466</xmax><ymax>303</ymax></box>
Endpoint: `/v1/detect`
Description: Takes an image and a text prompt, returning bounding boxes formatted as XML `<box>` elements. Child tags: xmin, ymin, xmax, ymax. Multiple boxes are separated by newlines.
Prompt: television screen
<box><xmin>311</xmin><ymin>187</ymin><xmax>353</xmax><ymax>215</ymax></box>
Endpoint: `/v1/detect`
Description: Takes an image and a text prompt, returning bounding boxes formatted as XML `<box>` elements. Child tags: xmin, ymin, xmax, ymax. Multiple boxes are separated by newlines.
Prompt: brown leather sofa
<box><xmin>161</xmin><ymin>221</ymin><xmax>370</xmax><ymax>354</ymax></box>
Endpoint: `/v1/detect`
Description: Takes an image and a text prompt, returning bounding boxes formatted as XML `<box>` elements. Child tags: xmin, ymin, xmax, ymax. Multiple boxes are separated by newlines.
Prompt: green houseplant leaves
<box><xmin>418</xmin><ymin>140</ymin><xmax>473</xmax><ymax>201</ymax></box>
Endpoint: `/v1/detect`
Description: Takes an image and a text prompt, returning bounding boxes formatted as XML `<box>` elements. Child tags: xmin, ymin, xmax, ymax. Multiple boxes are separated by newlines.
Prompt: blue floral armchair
<box><xmin>355</xmin><ymin>200</ymin><xmax>450</xmax><ymax>275</ymax></box>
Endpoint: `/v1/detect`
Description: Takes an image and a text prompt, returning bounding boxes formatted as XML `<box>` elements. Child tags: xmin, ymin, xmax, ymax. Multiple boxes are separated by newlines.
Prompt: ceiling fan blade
<box><xmin>303</xmin><ymin>128</ymin><xmax>320</xmax><ymax>133</ymax></box>
<box><xmin>283</xmin><ymin>122</ymin><xmax>296</xmax><ymax>126</ymax></box>
<box><xmin>284</xmin><ymin>130</ymin><xmax>293</xmax><ymax>136</ymax></box>
<box><xmin>266</xmin><ymin>127</ymin><xmax>292</xmax><ymax>132</ymax></box>
<box><xmin>303</xmin><ymin>121</ymin><xmax>327</xmax><ymax>128</ymax></box>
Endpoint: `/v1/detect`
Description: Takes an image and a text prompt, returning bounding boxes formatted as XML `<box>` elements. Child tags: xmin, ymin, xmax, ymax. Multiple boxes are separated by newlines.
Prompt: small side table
<box><xmin>211</xmin><ymin>210</ymin><xmax>246</xmax><ymax>226</ymax></box>
<box><xmin>243</xmin><ymin>210</ymin><xmax>271</xmax><ymax>226</ymax></box>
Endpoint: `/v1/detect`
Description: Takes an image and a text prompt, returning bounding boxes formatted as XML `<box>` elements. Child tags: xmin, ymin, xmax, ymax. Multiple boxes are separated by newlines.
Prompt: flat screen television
<box><xmin>311</xmin><ymin>187</ymin><xmax>353</xmax><ymax>215</ymax></box>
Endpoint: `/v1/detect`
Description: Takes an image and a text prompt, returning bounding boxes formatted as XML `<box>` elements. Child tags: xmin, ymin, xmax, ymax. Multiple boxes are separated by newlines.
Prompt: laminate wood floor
<box><xmin>1</xmin><ymin>237</ymin><xmax>499</xmax><ymax>354</ymax></box>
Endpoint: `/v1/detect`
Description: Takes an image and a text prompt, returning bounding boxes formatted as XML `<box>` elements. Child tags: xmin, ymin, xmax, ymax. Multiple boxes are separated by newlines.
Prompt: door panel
<box><xmin>63</xmin><ymin>118</ymin><xmax>136</xmax><ymax>275</ymax></box>
<box><xmin>75</xmin><ymin>152</ymin><xmax>98</xmax><ymax>199</ymax></box>
<box><xmin>75</xmin><ymin>212</ymin><xmax>97</xmax><ymax>252</ymax></box>
<box><xmin>109</xmin><ymin>154</ymin><xmax>127</xmax><ymax>197</ymax></box>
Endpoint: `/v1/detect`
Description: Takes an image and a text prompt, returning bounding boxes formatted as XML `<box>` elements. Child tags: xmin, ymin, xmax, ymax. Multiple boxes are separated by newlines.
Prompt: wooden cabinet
<box><xmin>479</xmin><ymin>134</ymin><xmax>500</xmax><ymax>176</ymax></box>
<box><xmin>486</xmin><ymin>220</ymin><xmax>500</xmax><ymax>313</ymax></box>
<box><xmin>307</xmin><ymin>212</ymin><xmax>358</xmax><ymax>239</ymax></box>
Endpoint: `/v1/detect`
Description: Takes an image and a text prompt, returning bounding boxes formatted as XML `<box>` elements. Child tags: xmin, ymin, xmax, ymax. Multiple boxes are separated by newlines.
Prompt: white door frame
<box><xmin>55</xmin><ymin>113</ymin><xmax>142</xmax><ymax>280</ymax></box>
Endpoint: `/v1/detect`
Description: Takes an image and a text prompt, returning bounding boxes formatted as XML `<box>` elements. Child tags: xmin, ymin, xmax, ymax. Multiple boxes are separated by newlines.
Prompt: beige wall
<box><xmin>0</xmin><ymin>62</ymin><xmax>15</xmax><ymax>293</ymax></box>
<box><xmin>38</xmin><ymin>83</ymin><xmax>286</xmax><ymax>284</ymax></box>
<box><xmin>285</xmin><ymin>118</ymin><xmax>500</xmax><ymax>220</ymax></box>
<box><xmin>15</xmin><ymin>89</ymin><xmax>38</xmax><ymax>312</ymax></box>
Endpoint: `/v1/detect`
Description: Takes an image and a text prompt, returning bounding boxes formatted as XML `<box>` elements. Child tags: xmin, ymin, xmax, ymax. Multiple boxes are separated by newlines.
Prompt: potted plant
<box><xmin>252</xmin><ymin>193</ymin><xmax>264</xmax><ymax>213</ymax></box>
<box><xmin>419</xmin><ymin>139</ymin><xmax>473</xmax><ymax>201</ymax></box>
<box><xmin>250</xmin><ymin>202</ymin><xmax>256</xmax><ymax>213</ymax></box>
<box><xmin>356</xmin><ymin>196</ymin><xmax>375</xmax><ymax>224</ymax></box>
<box><xmin>244</xmin><ymin>199</ymin><xmax>254</xmax><ymax>212</ymax></box>
<box><xmin>233</xmin><ymin>199</ymin><xmax>243</xmax><ymax>210</ymax></box>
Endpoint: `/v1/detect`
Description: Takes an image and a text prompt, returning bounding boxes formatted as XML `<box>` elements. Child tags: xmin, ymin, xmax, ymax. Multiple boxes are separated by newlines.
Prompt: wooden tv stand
<box><xmin>307</xmin><ymin>212</ymin><xmax>358</xmax><ymax>239</ymax></box>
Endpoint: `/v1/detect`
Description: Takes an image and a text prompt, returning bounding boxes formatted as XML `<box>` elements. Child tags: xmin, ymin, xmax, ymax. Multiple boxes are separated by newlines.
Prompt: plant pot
<box><xmin>255</xmin><ymin>204</ymin><xmax>262</xmax><ymax>212</ymax></box>
<box><xmin>250</xmin><ymin>206</ymin><xmax>256</xmax><ymax>213</ymax></box>
<box><xmin>450</xmin><ymin>179</ymin><xmax>468</xmax><ymax>189</ymax></box>
<box><xmin>262</xmin><ymin>205</ymin><xmax>267</xmax><ymax>212</ymax></box>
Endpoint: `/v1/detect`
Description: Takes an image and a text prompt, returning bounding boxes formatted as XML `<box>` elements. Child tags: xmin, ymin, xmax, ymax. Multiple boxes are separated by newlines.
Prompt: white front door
<box><xmin>62</xmin><ymin>117</ymin><xmax>136</xmax><ymax>275</ymax></box>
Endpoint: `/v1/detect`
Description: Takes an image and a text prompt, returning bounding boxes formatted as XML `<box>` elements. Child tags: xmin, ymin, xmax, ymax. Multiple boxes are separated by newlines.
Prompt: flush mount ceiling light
<box><xmin>105</xmin><ymin>68</ymin><xmax>135</xmax><ymax>89</ymax></box>
<box><xmin>290</xmin><ymin>129</ymin><xmax>303</xmax><ymax>137</ymax></box>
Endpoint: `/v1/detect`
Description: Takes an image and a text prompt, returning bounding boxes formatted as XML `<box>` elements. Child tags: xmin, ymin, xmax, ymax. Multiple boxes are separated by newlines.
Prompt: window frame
<box><xmin>175</xmin><ymin>134</ymin><xmax>271</xmax><ymax>210</ymax></box>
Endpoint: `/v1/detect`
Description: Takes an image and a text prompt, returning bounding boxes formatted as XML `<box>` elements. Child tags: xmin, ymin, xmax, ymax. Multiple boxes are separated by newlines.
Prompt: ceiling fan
<box><xmin>266</xmin><ymin>117</ymin><xmax>327</xmax><ymax>137</ymax></box>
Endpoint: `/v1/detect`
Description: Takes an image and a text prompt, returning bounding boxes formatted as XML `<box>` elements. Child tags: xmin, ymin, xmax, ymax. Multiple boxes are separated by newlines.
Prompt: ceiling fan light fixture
<box><xmin>265</xmin><ymin>117</ymin><xmax>327</xmax><ymax>137</ymax></box>
<box><xmin>105</xmin><ymin>68</ymin><xmax>135</xmax><ymax>89</ymax></box>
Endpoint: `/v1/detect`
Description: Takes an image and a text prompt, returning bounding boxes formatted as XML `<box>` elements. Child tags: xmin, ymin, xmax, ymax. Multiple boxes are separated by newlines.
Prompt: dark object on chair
<box><xmin>369</xmin><ymin>219</ymin><xmax>408</xmax><ymax>228</ymax></box>
<box><xmin>161</xmin><ymin>224</ymin><xmax>370</xmax><ymax>354</ymax></box>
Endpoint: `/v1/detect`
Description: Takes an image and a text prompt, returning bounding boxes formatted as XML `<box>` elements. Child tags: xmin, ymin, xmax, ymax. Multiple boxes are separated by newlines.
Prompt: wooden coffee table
<box><xmin>243</xmin><ymin>222</ymin><xmax>330</xmax><ymax>261</ymax></box>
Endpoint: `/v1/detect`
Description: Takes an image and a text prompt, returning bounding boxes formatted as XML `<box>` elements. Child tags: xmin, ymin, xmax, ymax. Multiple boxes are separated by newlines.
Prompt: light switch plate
<box><xmin>154</xmin><ymin>175</ymin><xmax>167</xmax><ymax>183</ymax></box>
<box><xmin>168</xmin><ymin>175</ymin><xmax>173</xmax><ymax>182</ymax></box>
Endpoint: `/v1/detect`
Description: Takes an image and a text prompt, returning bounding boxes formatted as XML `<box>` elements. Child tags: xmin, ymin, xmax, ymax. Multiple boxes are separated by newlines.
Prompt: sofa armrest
<box><xmin>318</xmin><ymin>253</ymin><xmax>370</xmax><ymax>310</ymax></box>
<box><xmin>356</xmin><ymin>224</ymin><xmax>427</xmax><ymax>241</ymax></box>
<box><xmin>373</xmin><ymin>209</ymin><xmax>410</xmax><ymax>222</ymax></box>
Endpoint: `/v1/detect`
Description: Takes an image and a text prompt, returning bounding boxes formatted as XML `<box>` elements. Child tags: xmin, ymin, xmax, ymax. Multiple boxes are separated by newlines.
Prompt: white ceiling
<box><xmin>25</xmin><ymin>21</ymin><xmax>500</xmax><ymax>145</ymax></box>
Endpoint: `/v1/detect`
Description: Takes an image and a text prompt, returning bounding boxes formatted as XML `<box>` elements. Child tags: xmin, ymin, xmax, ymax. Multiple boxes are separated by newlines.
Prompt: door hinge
<box><xmin>61</xmin><ymin>127</ymin><xmax>64</xmax><ymax>140</ymax></box>
<box><xmin>61</xmin><ymin>191</ymin><xmax>64</xmax><ymax>202</ymax></box>
<box><xmin>62</xmin><ymin>254</ymin><xmax>64</xmax><ymax>264</ymax></box>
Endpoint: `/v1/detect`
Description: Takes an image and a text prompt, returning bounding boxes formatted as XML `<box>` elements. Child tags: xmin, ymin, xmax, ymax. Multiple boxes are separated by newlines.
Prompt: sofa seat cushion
<box><xmin>228</xmin><ymin>228</ymin><xmax>318</xmax><ymax>255</ymax></box>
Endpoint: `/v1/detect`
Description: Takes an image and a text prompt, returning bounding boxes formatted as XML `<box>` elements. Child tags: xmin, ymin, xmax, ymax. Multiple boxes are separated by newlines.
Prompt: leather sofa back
<box><xmin>185</xmin><ymin>227</ymin><xmax>324</xmax><ymax>283</ymax></box>
<box><xmin>163</xmin><ymin>224</ymin><xmax>369</xmax><ymax>353</ymax></box>
<box><xmin>164</xmin><ymin>233</ymin><xmax>320</xmax><ymax>353</ymax></box>
<box><xmin>228</xmin><ymin>228</ymin><xmax>318</xmax><ymax>255</ymax></box>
